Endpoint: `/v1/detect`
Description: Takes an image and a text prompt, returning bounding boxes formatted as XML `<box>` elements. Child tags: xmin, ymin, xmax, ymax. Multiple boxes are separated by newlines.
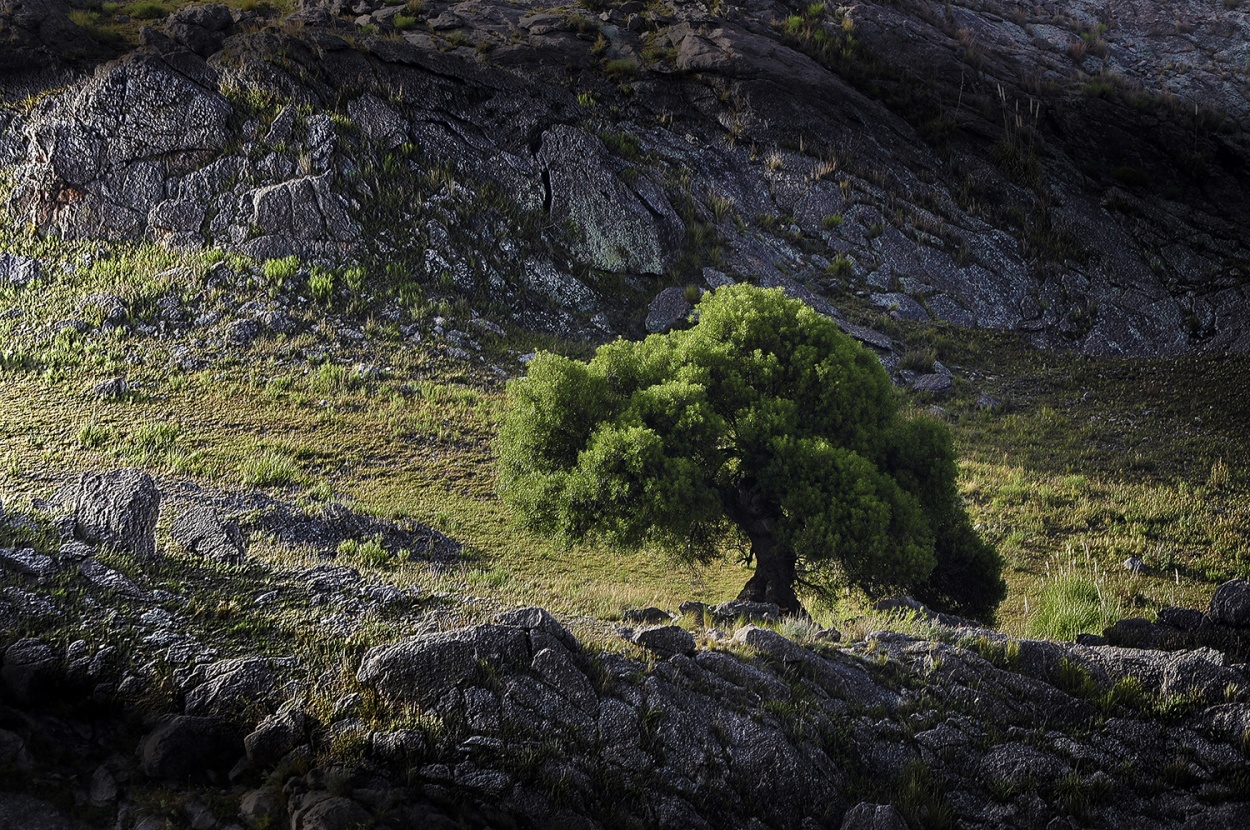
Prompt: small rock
<box><xmin>1123</xmin><ymin>556</ymin><xmax>1145</xmax><ymax>573</ymax></box>
<box><xmin>80</xmin><ymin>558</ymin><xmax>149</xmax><ymax>599</ymax></box>
<box><xmin>245</xmin><ymin>709</ymin><xmax>305</xmax><ymax>767</ymax></box>
<box><xmin>185</xmin><ymin>800</ymin><xmax>216</xmax><ymax>830</ymax></box>
<box><xmin>226</xmin><ymin>318</ymin><xmax>260</xmax><ymax>345</ymax></box>
<box><xmin>912</xmin><ymin>373</ymin><xmax>954</xmax><ymax>396</ymax></box>
<box><xmin>290</xmin><ymin>794</ymin><xmax>372</xmax><ymax>830</ymax></box>
<box><xmin>239</xmin><ymin>789</ymin><xmax>284</xmax><ymax>830</ymax></box>
<box><xmin>168</xmin><ymin>503</ymin><xmax>246</xmax><ymax>564</ymax></box>
<box><xmin>631</xmin><ymin>625</ymin><xmax>696</xmax><ymax>657</ymax></box>
<box><xmin>184</xmin><ymin>657</ymin><xmax>277</xmax><ymax>718</ymax></box>
<box><xmin>623</xmin><ymin>607</ymin><xmax>673</xmax><ymax>625</ymax></box>
<box><xmin>0</xmin><ymin>729</ymin><xmax>30</xmax><ymax>767</ymax></box>
<box><xmin>92</xmin><ymin>377</ymin><xmax>130</xmax><ymax>398</ymax></box>
<box><xmin>0</xmin><ymin>253</ymin><xmax>41</xmax><ymax>286</ymax></box>
<box><xmin>88</xmin><ymin>765</ymin><xmax>118</xmax><ymax>807</ymax></box>
<box><xmin>1157</xmin><ymin>606</ymin><xmax>1204</xmax><ymax>630</ymax></box>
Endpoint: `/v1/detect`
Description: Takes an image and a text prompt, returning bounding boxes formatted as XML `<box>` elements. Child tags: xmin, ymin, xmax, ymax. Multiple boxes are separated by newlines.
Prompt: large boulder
<box><xmin>357</xmin><ymin>625</ymin><xmax>530</xmax><ymax>707</ymax></box>
<box><xmin>167</xmin><ymin>503</ymin><xmax>246</xmax><ymax>564</ymax></box>
<box><xmin>184</xmin><ymin>657</ymin><xmax>277</xmax><ymax>718</ymax></box>
<box><xmin>2</xmin><ymin>638</ymin><xmax>60</xmax><ymax>705</ymax></box>
<box><xmin>244</xmin><ymin>708</ymin><xmax>305</xmax><ymax>767</ymax></box>
<box><xmin>537</xmin><ymin>124</ymin><xmax>681</xmax><ymax>275</ymax></box>
<box><xmin>139</xmin><ymin>715</ymin><xmax>241</xmax><ymax>781</ymax></box>
<box><xmin>73</xmin><ymin>469</ymin><xmax>161</xmax><ymax>559</ymax></box>
<box><xmin>1207</xmin><ymin>579</ymin><xmax>1250</xmax><ymax>628</ymax></box>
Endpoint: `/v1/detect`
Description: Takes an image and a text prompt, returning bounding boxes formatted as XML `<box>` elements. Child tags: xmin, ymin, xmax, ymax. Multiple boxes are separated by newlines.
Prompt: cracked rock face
<box><xmin>2</xmin><ymin>0</ymin><xmax>1250</xmax><ymax>354</ymax></box>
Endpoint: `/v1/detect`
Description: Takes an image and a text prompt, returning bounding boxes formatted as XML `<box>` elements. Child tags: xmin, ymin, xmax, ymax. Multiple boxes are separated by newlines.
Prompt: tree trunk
<box><xmin>725</xmin><ymin>486</ymin><xmax>805</xmax><ymax>616</ymax></box>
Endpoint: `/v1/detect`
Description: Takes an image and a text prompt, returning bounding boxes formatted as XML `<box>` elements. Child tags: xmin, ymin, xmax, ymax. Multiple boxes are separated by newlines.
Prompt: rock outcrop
<box><xmin>1</xmin><ymin>0</ymin><xmax>1248</xmax><ymax>353</ymax></box>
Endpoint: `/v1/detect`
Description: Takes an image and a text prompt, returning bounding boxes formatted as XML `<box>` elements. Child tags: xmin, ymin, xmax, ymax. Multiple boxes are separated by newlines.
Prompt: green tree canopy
<box><xmin>497</xmin><ymin>284</ymin><xmax>1005</xmax><ymax>620</ymax></box>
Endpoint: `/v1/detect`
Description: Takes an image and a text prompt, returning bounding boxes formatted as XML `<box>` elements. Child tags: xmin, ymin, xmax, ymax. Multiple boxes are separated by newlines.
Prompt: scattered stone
<box><xmin>0</xmin><ymin>729</ymin><xmax>30</xmax><ymax>767</ymax></box>
<box><xmin>0</xmin><ymin>253</ymin><xmax>41</xmax><ymax>287</ymax></box>
<box><xmin>1123</xmin><ymin>556</ymin><xmax>1146</xmax><ymax>573</ymax></box>
<box><xmin>88</xmin><ymin>765</ymin><xmax>118</xmax><ymax>807</ymax></box>
<box><xmin>184</xmin><ymin>657</ymin><xmax>278</xmax><ymax>718</ymax></box>
<box><xmin>73</xmin><ymin>468</ymin><xmax>161</xmax><ymax>559</ymax></box>
<box><xmin>168</xmin><ymin>503</ymin><xmax>247</xmax><ymax>564</ymax></box>
<box><xmin>245</xmin><ymin>709</ymin><xmax>306</xmax><ymax>767</ymax></box>
<box><xmin>358</xmin><ymin>625</ymin><xmax>529</xmax><ymax>706</ymax></box>
<box><xmin>1157</xmin><ymin>607</ymin><xmax>1204</xmax><ymax>631</ymax></box>
<box><xmin>631</xmin><ymin>625</ymin><xmax>695</xmax><ymax>657</ymax></box>
<box><xmin>91</xmin><ymin>377</ymin><xmax>130</xmax><ymax>398</ymax></box>
<box><xmin>289</xmin><ymin>794</ymin><xmax>372</xmax><ymax>830</ymax></box>
<box><xmin>370</xmin><ymin>730</ymin><xmax>427</xmax><ymax>764</ymax></box>
<box><xmin>239</xmin><ymin>789</ymin><xmax>284</xmax><ymax>830</ymax></box>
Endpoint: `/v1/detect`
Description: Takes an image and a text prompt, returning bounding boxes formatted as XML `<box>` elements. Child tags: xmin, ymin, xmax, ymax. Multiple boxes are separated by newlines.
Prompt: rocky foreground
<box><xmin>2</xmin><ymin>468</ymin><xmax>1250</xmax><ymax>829</ymax></box>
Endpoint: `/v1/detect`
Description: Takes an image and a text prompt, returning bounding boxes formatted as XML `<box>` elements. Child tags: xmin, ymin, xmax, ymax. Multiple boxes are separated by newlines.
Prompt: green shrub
<box><xmin>262</xmin><ymin>256</ymin><xmax>300</xmax><ymax>288</ymax></box>
<box><xmin>338</xmin><ymin>534</ymin><xmax>399</xmax><ymax>568</ymax></box>
<box><xmin>308</xmin><ymin>266</ymin><xmax>335</xmax><ymax>303</ymax></box>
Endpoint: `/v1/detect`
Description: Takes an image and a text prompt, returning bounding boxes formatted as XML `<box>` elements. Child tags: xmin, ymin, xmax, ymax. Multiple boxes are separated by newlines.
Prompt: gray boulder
<box><xmin>168</xmin><ymin>503</ymin><xmax>246</xmax><ymax>564</ymax></box>
<box><xmin>2</xmin><ymin>638</ymin><xmax>60</xmax><ymax>704</ymax></box>
<box><xmin>712</xmin><ymin>600</ymin><xmax>781</xmax><ymax>625</ymax></box>
<box><xmin>494</xmin><ymin>605</ymin><xmax>580</xmax><ymax>653</ymax></box>
<box><xmin>289</xmin><ymin>794</ymin><xmax>372</xmax><ymax>830</ymax></box>
<box><xmin>1208</xmin><ymin>579</ymin><xmax>1250</xmax><ymax>628</ymax></box>
<box><xmin>623</xmin><ymin>607</ymin><xmax>673</xmax><ymax>625</ymax></box>
<box><xmin>244</xmin><ymin>708</ymin><xmax>305</xmax><ymax>767</ymax></box>
<box><xmin>73</xmin><ymin>468</ymin><xmax>161</xmax><ymax>559</ymax></box>
<box><xmin>238</xmin><ymin>789</ymin><xmax>284</xmax><ymax>830</ymax></box>
<box><xmin>631</xmin><ymin>625</ymin><xmax>696</xmax><ymax>658</ymax></box>
<box><xmin>538</xmin><ymin>124</ymin><xmax>680</xmax><ymax>275</ymax></box>
<box><xmin>358</xmin><ymin>625</ymin><xmax>529</xmax><ymax>707</ymax></box>
<box><xmin>91</xmin><ymin>377</ymin><xmax>129</xmax><ymax>399</ymax></box>
<box><xmin>79</xmin><ymin>558</ymin><xmax>148</xmax><ymax>599</ymax></box>
<box><xmin>184</xmin><ymin>657</ymin><xmax>277</xmax><ymax>717</ymax></box>
<box><xmin>139</xmin><ymin>715</ymin><xmax>241</xmax><ymax>781</ymax></box>
<box><xmin>912</xmin><ymin>373</ymin><xmax>954</xmax><ymax>396</ymax></box>
<box><xmin>0</xmin><ymin>253</ymin><xmax>41</xmax><ymax>287</ymax></box>
<box><xmin>0</xmin><ymin>547</ymin><xmax>55</xmax><ymax>578</ymax></box>
<box><xmin>645</xmin><ymin>287</ymin><xmax>693</xmax><ymax>333</ymax></box>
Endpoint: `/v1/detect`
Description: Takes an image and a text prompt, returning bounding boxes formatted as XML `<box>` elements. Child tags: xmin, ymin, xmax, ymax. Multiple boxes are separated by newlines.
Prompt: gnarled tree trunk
<box><xmin>724</xmin><ymin>484</ymin><xmax>805</xmax><ymax>616</ymax></box>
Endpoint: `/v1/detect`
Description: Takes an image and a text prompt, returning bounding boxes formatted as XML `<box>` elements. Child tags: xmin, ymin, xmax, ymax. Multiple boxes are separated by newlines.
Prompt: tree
<box><xmin>496</xmin><ymin>284</ymin><xmax>1005</xmax><ymax>620</ymax></box>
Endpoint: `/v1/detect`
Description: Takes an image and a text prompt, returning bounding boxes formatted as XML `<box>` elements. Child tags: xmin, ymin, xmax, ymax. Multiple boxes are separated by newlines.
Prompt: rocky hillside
<box><xmin>3</xmin><ymin>468</ymin><xmax>1250</xmax><ymax>830</ymax></box>
<box><xmin>2</xmin><ymin>0</ymin><xmax>1249</xmax><ymax>354</ymax></box>
<box><xmin>3</xmin><ymin>1</ymin><xmax>1250</xmax><ymax>828</ymax></box>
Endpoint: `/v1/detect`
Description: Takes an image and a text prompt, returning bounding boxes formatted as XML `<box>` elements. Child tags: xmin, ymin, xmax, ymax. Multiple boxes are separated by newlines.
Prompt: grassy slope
<box><xmin>1</xmin><ymin>227</ymin><xmax>1247</xmax><ymax>641</ymax></box>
